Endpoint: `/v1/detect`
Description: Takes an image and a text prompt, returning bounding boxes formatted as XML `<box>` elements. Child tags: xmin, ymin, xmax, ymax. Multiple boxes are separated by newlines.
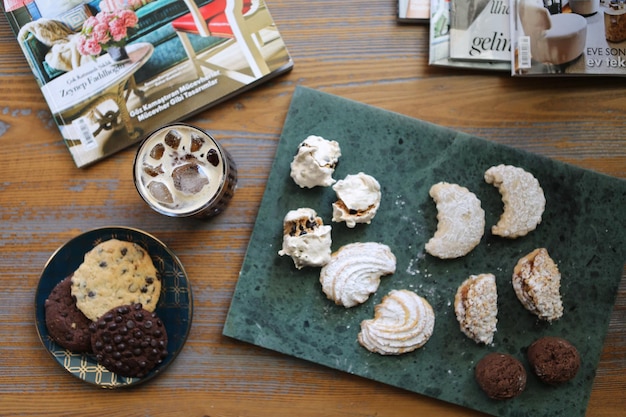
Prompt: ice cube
<box><xmin>143</xmin><ymin>163</ymin><xmax>163</xmax><ymax>177</ymax></box>
<box><xmin>172</xmin><ymin>163</ymin><xmax>209</xmax><ymax>194</ymax></box>
<box><xmin>190</xmin><ymin>133</ymin><xmax>205</xmax><ymax>152</ymax></box>
<box><xmin>164</xmin><ymin>129</ymin><xmax>182</xmax><ymax>149</ymax></box>
<box><xmin>150</xmin><ymin>143</ymin><xmax>165</xmax><ymax>160</ymax></box>
<box><xmin>206</xmin><ymin>148</ymin><xmax>220</xmax><ymax>167</ymax></box>
<box><xmin>147</xmin><ymin>181</ymin><xmax>174</xmax><ymax>204</ymax></box>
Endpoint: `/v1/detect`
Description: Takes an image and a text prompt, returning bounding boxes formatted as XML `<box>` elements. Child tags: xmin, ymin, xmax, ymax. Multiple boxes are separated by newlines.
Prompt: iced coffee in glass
<box><xmin>133</xmin><ymin>123</ymin><xmax>237</xmax><ymax>218</ymax></box>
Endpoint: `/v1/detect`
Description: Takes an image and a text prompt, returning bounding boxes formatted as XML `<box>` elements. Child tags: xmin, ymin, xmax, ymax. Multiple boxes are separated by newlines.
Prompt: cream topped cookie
<box><xmin>332</xmin><ymin>172</ymin><xmax>381</xmax><ymax>228</ymax></box>
<box><xmin>278</xmin><ymin>208</ymin><xmax>332</xmax><ymax>269</ymax></box>
<box><xmin>290</xmin><ymin>135</ymin><xmax>341</xmax><ymax>188</ymax></box>
<box><xmin>358</xmin><ymin>289</ymin><xmax>435</xmax><ymax>355</ymax></box>
<box><xmin>320</xmin><ymin>242</ymin><xmax>396</xmax><ymax>308</ymax></box>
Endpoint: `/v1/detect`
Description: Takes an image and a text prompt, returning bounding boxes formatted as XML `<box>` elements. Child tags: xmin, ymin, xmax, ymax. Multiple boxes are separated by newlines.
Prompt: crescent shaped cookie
<box><xmin>512</xmin><ymin>248</ymin><xmax>563</xmax><ymax>322</ymax></box>
<box><xmin>454</xmin><ymin>273</ymin><xmax>498</xmax><ymax>345</ymax></box>
<box><xmin>425</xmin><ymin>182</ymin><xmax>485</xmax><ymax>259</ymax></box>
<box><xmin>358</xmin><ymin>289</ymin><xmax>435</xmax><ymax>355</ymax></box>
<box><xmin>484</xmin><ymin>164</ymin><xmax>545</xmax><ymax>238</ymax></box>
<box><xmin>319</xmin><ymin>242</ymin><xmax>396</xmax><ymax>308</ymax></box>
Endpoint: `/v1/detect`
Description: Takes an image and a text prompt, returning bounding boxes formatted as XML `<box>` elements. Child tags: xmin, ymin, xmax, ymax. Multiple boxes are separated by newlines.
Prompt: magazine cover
<box><xmin>511</xmin><ymin>0</ymin><xmax>626</xmax><ymax>76</ymax></box>
<box><xmin>2</xmin><ymin>0</ymin><xmax>293</xmax><ymax>168</ymax></box>
<box><xmin>449</xmin><ymin>0</ymin><xmax>511</xmax><ymax>61</ymax></box>
<box><xmin>398</xmin><ymin>0</ymin><xmax>430</xmax><ymax>22</ymax></box>
<box><xmin>429</xmin><ymin>0</ymin><xmax>511</xmax><ymax>70</ymax></box>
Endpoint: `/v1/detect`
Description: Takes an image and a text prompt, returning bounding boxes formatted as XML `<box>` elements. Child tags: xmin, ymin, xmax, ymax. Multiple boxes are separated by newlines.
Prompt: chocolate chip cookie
<box><xmin>71</xmin><ymin>239</ymin><xmax>161</xmax><ymax>321</ymax></box>
<box><xmin>44</xmin><ymin>275</ymin><xmax>92</xmax><ymax>353</ymax></box>
<box><xmin>90</xmin><ymin>303</ymin><xmax>168</xmax><ymax>378</ymax></box>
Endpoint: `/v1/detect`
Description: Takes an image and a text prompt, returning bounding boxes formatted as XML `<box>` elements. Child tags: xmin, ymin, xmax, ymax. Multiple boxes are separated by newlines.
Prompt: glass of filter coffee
<box><xmin>133</xmin><ymin>123</ymin><xmax>237</xmax><ymax>218</ymax></box>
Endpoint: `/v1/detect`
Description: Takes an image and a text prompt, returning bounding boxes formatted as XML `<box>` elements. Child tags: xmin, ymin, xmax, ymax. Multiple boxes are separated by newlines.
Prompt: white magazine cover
<box><xmin>449</xmin><ymin>0</ymin><xmax>511</xmax><ymax>61</ymax></box>
<box><xmin>511</xmin><ymin>0</ymin><xmax>626</xmax><ymax>75</ymax></box>
<box><xmin>429</xmin><ymin>0</ymin><xmax>511</xmax><ymax>69</ymax></box>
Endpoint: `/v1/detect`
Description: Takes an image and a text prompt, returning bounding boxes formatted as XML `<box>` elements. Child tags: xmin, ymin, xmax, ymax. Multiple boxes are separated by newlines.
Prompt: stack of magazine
<box><xmin>2</xmin><ymin>0</ymin><xmax>293</xmax><ymax>168</ymax></box>
<box><xmin>426</xmin><ymin>0</ymin><xmax>626</xmax><ymax>76</ymax></box>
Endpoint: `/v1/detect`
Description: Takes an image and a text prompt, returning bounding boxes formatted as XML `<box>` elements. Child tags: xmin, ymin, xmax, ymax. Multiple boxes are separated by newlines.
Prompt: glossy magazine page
<box><xmin>511</xmin><ymin>0</ymin><xmax>626</xmax><ymax>75</ymax></box>
<box><xmin>3</xmin><ymin>0</ymin><xmax>293</xmax><ymax>167</ymax></box>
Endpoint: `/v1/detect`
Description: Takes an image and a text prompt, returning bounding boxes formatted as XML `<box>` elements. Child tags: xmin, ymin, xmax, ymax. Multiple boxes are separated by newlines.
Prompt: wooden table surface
<box><xmin>1</xmin><ymin>1</ymin><xmax>624</xmax><ymax>416</ymax></box>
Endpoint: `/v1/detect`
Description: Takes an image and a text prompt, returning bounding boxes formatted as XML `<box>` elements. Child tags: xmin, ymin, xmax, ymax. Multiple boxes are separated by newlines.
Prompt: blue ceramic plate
<box><xmin>35</xmin><ymin>226</ymin><xmax>193</xmax><ymax>388</ymax></box>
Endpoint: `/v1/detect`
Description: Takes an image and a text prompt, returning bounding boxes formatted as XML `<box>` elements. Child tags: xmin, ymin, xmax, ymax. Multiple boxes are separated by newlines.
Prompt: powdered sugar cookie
<box><xmin>512</xmin><ymin>248</ymin><xmax>563</xmax><ymax>322</ymax></box>
<box><xmin>425</xmin><ymin>182</ymin><xmax>485</xmax><ymax>259</ymax></box>
<box><xmin>484</xmin><ymin>164</ymin><xmax>545</xmax><ymax>238</ymax></box>
<box><xmin>454</xmin><ymin>273</ymin><xmax>498</xmax><ymax>345</ymax></box>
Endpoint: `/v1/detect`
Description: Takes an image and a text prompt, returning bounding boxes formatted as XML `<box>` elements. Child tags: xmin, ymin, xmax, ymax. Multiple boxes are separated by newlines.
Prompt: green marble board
<box><xmin>223</xmin><ymin>86</ymin><xmax>626</xmax><ymax>417</ymax></box>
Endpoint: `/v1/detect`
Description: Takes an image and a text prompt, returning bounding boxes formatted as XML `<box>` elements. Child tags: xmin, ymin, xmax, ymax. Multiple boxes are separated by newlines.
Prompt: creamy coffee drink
<box><xmin>134</xmin><ymin>123</ymin><xmax>237</xmax><ymax>218</ymax></box>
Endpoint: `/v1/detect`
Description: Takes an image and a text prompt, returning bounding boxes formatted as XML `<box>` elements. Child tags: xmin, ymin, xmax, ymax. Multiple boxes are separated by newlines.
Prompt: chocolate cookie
<box><xmin>44</xmin><ymin>275</ymin><xmax>92</xmax><ymax>353</ymax></box>
<box><xmin>527</xmin><ymin>336</ymin><xmax>581</xmax><ymax>384</ymax></box>
<box><xmin>475</xmin><ymin>353</ymin><xmax>527</xmax><ymax>400</ymax></box>
<box><xmin>90</xmin><ymin>303</ymin><xmax>168</xmax><ymax>378</ymax></box>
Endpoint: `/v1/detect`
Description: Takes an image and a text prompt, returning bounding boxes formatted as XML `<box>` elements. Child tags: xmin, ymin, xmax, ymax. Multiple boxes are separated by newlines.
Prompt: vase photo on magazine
<box><xmin>2</xmin><ymin>0</ymin><xmax>293</xmax><ymax>167</ymax></box>
<box><xmin>511</xmin><ymin>0</ymin><xmax>626</xmax><ymax>76</ymax></box>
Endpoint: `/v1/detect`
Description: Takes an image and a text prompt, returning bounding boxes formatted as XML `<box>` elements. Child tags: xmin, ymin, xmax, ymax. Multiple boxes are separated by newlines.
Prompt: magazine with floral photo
<box><xmin>2</xmin><ymin>0</ymin><xmax>293</xmax><ymax>167</ymax></box>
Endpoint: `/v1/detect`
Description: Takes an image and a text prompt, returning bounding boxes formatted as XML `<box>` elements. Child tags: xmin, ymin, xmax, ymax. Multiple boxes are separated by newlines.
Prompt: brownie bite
<box><xmin>475</xmin><ymin>353</ymin><xmax>527</xmax><ymax>400</ymax></box>
<box><xmin>527</xmin><ymin>336</ymin><xmax>581</xmax><ymax>384</ymax></box>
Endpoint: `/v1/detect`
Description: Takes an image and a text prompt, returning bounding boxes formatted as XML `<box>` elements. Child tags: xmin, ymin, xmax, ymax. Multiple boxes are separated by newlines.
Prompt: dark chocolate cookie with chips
<box><xmin>90</xmin><ymin>303</ymin><xmax>168</xmax><ymax>378</ymax></box>
<box><xmin>44</xmin><ymin>275</ymin><xmax>92</xmax><ymax>353</ymax></box>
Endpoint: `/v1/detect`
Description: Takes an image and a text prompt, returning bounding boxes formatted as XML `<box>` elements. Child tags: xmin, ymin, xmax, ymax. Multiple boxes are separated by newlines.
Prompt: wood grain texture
<box><xmin>0</xmin><ymin>1</ymin><xmax>624</xmax><ymax>416</ymax></box>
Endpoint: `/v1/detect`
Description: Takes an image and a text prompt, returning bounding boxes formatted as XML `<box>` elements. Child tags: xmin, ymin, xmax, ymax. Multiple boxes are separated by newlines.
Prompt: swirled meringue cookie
<box><xmin>278</xmin><ymin>208</ymin><xmax>332</xmax><ymax>269</ymax></box>
<box><xmin>332</xmin><ymin>172</ymin><xmax>381</xmax><ymax>228</ymax></box>
<box><xmin>425</xmin><ymin>182</ymin><xmax>485</xmax><ymax>259</ymax></box>
<box><xmin>484</xmin><ymin>164</ymin><xmax>545</xmax><ymax>238</ymax></box>
<box><xmin>454</xmin><ymin>273</ymin><xmax>498</xmax><ymax>345</ymax></box>
<box><xmin>512</xmin><ymin>248</ymin><xmax>563</xmax><ymax>322</ymax></box>
<box><xmin>320</xmin><ymin>242</ymin><xmax>396</xmax><ymax>308</ymax></box>
<box><xmin>290</xmin><ymin>135</ymin><xmax>341</xmax><ymax>188</ymax></box>
<box><xmin>358</xmin><ymin>289</ymin><xmax>435</xmax><ymax>355</ymax></box>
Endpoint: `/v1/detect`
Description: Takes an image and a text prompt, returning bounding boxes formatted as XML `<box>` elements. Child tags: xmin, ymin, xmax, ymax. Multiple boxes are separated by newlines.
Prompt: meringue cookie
<box><xmin>290</xmin><ymin>135</ymin><xmax>341</xmax><ymax>188</ymax></box>
<box><xmin>358</xmin><ymin>289</ymin><xmax>435</xmax><ymax>355</ymax></box>
<box><xmin>332</xmin><ymin>172</ymin><xmax>381</xmax><ymax>228</ymax></box>
<box><xmin>278</xmin><ymin>208</ymin><xmax>332</xmax><ymax>269</ymax></box>
<box><xmin>320</xmin><ymin>242</ymin><xmax>396</xmax><ymax>308</ymax></box>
